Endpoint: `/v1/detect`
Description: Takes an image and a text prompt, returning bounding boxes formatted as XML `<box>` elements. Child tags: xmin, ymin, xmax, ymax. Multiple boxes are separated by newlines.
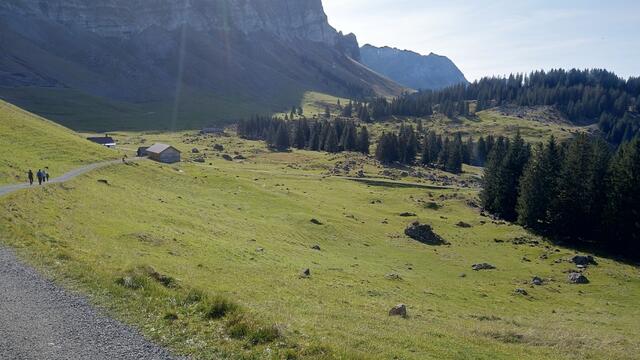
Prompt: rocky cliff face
<box><xmin>0</xmin><ymin>0</ymin><xmax>350</xmax><ymax>45</ymax></box>
<box><xmin>0</xmin><ymin>0</ymin><xmax>386</xmax><ymax>130</ymax></box>
<box><xmin>360</xmin><ymin>44</ymin><xmax>467</xmax><ymax>90</ymax></box>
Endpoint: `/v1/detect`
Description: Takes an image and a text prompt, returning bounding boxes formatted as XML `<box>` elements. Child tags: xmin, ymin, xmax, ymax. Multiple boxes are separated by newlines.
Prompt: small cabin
<box><xmin>137</xmin><ymin>147</ymin><xmax>149</xmax><ymax>157</ymax></box>
<box><xmin>145</xmin><ymin>143</ymin><xmax>181</xmax><ymax>164</ymax></box>
<box><xmin>87</xmin><ymin>136</ymin><xmax>116</xmax><ymax>148</ymax></box>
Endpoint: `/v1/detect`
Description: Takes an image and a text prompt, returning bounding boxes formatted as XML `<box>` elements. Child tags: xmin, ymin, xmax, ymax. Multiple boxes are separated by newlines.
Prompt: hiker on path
<box><xmin>36</xmin><ymin>169</ymin><xmax>44</xmax><ymax>185</ymax></box>
<box><xmin>45</xmin><ymin>168</ymin><xmax>50</xmax><ymax>182</ymax></box>
<box><xmin>27</xmin><ymin>170</ymin><xmax>34</xmax><ymax>185</ymax></box>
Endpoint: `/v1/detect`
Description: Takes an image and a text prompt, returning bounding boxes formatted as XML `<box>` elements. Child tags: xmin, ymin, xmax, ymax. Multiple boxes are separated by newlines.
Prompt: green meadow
<box><xmin>0</xmin><ymin>99</ymin><xmax>116</xmax><ymax>185</ymax></box>
<box><xmin>1</xmin><ymin>125</ymin><xmax>638</xmax><ymax>359</ymax></box>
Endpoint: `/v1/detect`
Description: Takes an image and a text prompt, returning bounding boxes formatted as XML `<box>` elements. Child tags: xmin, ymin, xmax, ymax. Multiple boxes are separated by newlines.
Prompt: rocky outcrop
<box><xmin>360</xmin><ymin>44</ymin><xmax>468</xmax><ymax>90</ymax></box>
<box><xmin>404</xmin><ymin>222</ymin><xmax>448</xmax><ymax>245</ymax></box>
<box><xmin>0</xmin><ymin>0</ymin><xmax>345</xmax><ymax>45</ymax></box>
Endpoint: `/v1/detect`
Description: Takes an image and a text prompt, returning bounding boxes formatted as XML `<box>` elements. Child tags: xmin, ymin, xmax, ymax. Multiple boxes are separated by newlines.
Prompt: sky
<box><xmin>323</xmin><ymin>0</ymin><xmax>640</xmax><ymax>81</ymax></box>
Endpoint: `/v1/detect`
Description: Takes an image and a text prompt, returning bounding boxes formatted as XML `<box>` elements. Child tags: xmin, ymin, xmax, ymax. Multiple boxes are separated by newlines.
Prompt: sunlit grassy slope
<box><xmin>0</xmin><ymin>99</ymin><xmax>117</xmax><ymax>185</ymax></box>
<box><xmin>1</xmin><ymin>131</ymin><xmax>638</xmax><ymax>359</ymax></box>
<box><xmin>369</xmin><ymin>110</ymin><xmax>591</xmax><ymax>143</ymax></box>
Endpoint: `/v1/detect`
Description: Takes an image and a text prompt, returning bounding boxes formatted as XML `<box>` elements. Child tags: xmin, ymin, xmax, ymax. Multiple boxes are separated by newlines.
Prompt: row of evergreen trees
<box><xmin>358</xmin><ymin>69</ymin><xmax>639</xmax><ymax>144</ymax></box>
<box><xmin>237</xmin><ymin>116</ymin><xmax>370</xmax><ymax>154</ymax></box>
<box><xmin>482</xmin><ymin>133</ymin><xmax>640</xmax><ymax>257</ymax></box>
<box><xmin>373</xmin><ymin>124</ymin><xmax>501</xmax><ymax>173</ymax></box>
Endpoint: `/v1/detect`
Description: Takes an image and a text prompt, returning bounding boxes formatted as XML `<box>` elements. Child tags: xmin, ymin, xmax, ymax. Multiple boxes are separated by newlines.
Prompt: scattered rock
<box><xmin>213</xmin><ymin>144</ymin><xmax>224</xmax><ymax>151</ymax></box>
<box><xmin>97</xmin><ymin>179</ymin><xmax>109</xmax><ymax>185</ymax></box>
<box><xmin>472</xmin><ymin>263</ymin><xmax>496</xmax><ymax>271</ymax></box>
<box><xmin>311</xmin><ymin>245</ymin><xmax>321</xmax><ymax>251</ymax></box>
<box><xmin>568</xmin><ymin>272</ymin><xmax>589</xmax><ymax>284</ymax></box>
<box><xmin>385</xmin><ymin>273</ymin><xmax>402</xmax><ymax>281</ymax></box>
<box><xmin>456</xmin><ymin>221</ymin><xmax>472</xmax><ymax>228</ymax></box>
<box><xmin>310</xmin><ymin>219</ymin><xmax>323</xmax><ymax>225</ymax></box>
<box><xmin>234</xmin><ymin>154</ymin><xmax>246</xmax><ymax>160</ymax></box>
<box><xmin>356</xmin><ymin>169</ymin><xmax>365</xmax><ymax>178</ymax></box>
<box><xmin>222</xmin><ymin>154</ymin><xmax>233</xmax><ymax>161</ymax></box>
<box><xmin>399</xmin><ymin>212</ymin><xmax>417</xmax><ymax>217</ymax></box>
<box><xmin>571</xmin><ymin>255</ymin><xmax>597</xmax><ymax>266</ymax></box>
<box><xmin>193</xmin><ymin>157</ymin><xmax>205</xmax><ymax>163</ymax></box>
<box><xmin>300</xmin><ymin>268</ymin><xmax>311</xmax><ymax>278</ymax></box>
<box><xmin>514</xmin><ymin>288</ymin><xmax>528</xmax><ymax>296</ymax></box>
<box><xmin>256</xmin><ymin>247</ymin><xmax>265</xmax><ymax>253</ymax></box>
<box><xmin>389</xmin><ymin>304</ymin><xmax>407</xmax><ymax>317</ymax></box>
<box><xmin>531</xmin><ymin>276</ymin><xmax>544</xmax><ymax>286</ymax></box>
<box><xmin>404</xmin><ymin>222</ymin><xmax>448</xmax><ymax>245</ymax></box>
<box><xmin>191</xmin><ymin>148</ymin><xmax>200</xmax><ymax>153</ymax></box>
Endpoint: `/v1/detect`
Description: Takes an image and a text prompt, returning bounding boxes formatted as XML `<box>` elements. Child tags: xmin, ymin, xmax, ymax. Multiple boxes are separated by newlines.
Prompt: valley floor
<box><xmin>0</xmin><ymin>132</ymin><xmax>638</xmax><ymax>359</ymax></box>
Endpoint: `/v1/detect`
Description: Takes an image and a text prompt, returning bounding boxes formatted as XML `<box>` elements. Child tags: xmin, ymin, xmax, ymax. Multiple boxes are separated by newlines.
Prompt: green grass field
<box><xmin>0</xmin><ymin>99</ymin><xmax>117</xmax><ymax>185</ymax></box>
<box><xmin>368</xmin><ymin>110</ymin><xmax>591</xmax><ymax>144</ymax></box>
<box><xmin>1</xmin><ymin>126</ymin><xmax>638</xmax><ymax>359</ymax></box>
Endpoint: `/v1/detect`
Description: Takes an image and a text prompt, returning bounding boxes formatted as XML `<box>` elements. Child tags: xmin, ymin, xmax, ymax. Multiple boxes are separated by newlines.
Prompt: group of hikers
<box><xmin>27</xmin><ymin>168</ymin><xmax>50</xmax><ymax>186</ymax></box>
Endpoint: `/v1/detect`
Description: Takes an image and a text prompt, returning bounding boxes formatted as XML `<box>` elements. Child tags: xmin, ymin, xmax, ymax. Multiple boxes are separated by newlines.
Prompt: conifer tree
<box><xmin>340</xmin><ymin>122</ymin><xmax>358</xmax><ymax>151</ymax></box>
<box><xmin>324</xmin><ymin>125</ymin><xmax>340</xmax><ymax>153</ymax></box>
<box><xmin>357</xmin><ymin>126</ymin><xmax>370</xmax><ymax>154</ymax></box>
<box><xmin>274</xmin><ymin>122</ymin><xmax>290</xmax><ymax>151</ymax></box>
<box><xmin>604</xmin><ymin>136</ymin><xmax>640</xmax><ymax>253</ymax></box>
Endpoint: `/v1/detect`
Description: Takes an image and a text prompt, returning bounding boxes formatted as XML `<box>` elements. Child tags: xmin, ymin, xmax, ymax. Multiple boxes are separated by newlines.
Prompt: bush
<box><xmin>225</xmin><ymin>312</ymin><xmax>281</xmax><ymax>344</ymax></box>
<box><xmin>183</xmin><ymin>289</ymin><xmax>206</xmax><ymax>305</ymax></box>
<box><xmin>204</xmin><ymin>296</ymin><xmax>239</xmax><ymax>320</ymax></box>
<box><xmin>115</xmin><ymin>275</ymin><xmax>148</xmax><ymax>290</ymax></box>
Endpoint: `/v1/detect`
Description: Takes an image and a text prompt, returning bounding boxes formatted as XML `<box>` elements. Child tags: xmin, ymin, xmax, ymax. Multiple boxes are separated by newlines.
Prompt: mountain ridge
<box><xmin>360</xmin><ymin>43</ymin><xmax>468</xmax><ymax>90</ymax></box>
<box><xmin>0</xmin><ymin>0</ymin><xmax>403</xmax><ymax>130</ymax></box>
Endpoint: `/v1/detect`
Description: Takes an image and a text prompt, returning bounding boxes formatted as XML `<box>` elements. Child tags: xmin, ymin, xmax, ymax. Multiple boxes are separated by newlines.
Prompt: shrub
<box><xmin>204</xmin><ymin>296</ymin><xmax>239</xmax><ymax>320</ymax></box>
<box><xmin>183</xmin><ymin>289</ymin><xmax>206</xmax><ymax>305</ymax></box>
<box><xmin>115</xmin><ymin>275</ymin><xmax>147</xmax><ymax>290</ymax></box>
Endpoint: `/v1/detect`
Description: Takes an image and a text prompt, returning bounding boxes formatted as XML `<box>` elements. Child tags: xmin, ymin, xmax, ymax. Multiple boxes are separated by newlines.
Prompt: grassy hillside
<box><xmin>0</xmin><ymin>99</ymin><xmax>117</xmax><ymax>185</ymax></box>
<box><xmin>1</xmin><ymin>132</ymin><xmax>638</xmax><ymax>359</ymax></box>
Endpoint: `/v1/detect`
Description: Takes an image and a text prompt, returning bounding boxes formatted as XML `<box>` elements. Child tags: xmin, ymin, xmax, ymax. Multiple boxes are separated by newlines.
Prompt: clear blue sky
<box><xmin>323</xmin><ymin>0</ymin><xmax>640</xmax><ymax>81</ymax></box>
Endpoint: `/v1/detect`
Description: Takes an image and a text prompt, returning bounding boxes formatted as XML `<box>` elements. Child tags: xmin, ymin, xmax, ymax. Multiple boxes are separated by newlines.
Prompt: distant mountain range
<box><xmin>360</xmin><ymin>45</ymin><xmax>468</xmax><ymax>90</ymax></box>
<box><xmin>0</xmin><ymin>0</ymin><xmax>466</xmax><ymax>130</ymax></box>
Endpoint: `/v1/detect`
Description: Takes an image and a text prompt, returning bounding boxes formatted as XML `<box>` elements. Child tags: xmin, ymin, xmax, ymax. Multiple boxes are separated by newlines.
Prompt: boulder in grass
<box><xmin>310</xmin><ymin>219</ymin><xmax>323</xmax><ymax>225</ymax></box>
<box><xmin>311</xmin><ymin>244</ymin><xmax>321</xmax><ymax>251</ymax></box>
<box><xmin>222</xmin><ymin>154</ymin><xmax>233</xmax><ymax>161</ymax></box>
<box><xmin>300</xmin><ymin>268</ymin><xmax>311</xmax><ymax>278</ymax></box>
<box><xmin>514</xmin><ymin>288</ymin><xmax>528</xmax><ymax>296</ymax></box>
<box><xmin>399</xmin><ymin>212</ymin><xmax>417</xmax><ymax>217</ymax></box>
<box><xmin>568</xmin><ymin>272</ymin><xmax>589</xmax><ymax>284</ymax></box>
<box><xmin>456</xmin><ymin>221</ymin><xmax>472</xmax><ymax>228</ymax></box>
<box><xmin>191</xmin><ymin>148</ymin><xmax>200</xmax><ymax>154</ymax></box>
<box><xmin>571</xmin><ymin>255</ymin><xmax>597</xmax><ymax>266</ymax></box>
<box><xmin>531</xmin><ymin>276</ymin><xmax>544</xmax><ymax>286</ymax></box>
<box><xmin>389</xmin><ymin>304</ymin><xmax>407</xmax><ymax>317</ymax></box>
<box><xmin>472</xmin><ymin>263</ymin><xmax>496</xmax><ymax>271</ymax></box>
<box><xmin>404</xmin><ymin>222</ymin><xmax>448</xmax><ymax>245</ymax></box>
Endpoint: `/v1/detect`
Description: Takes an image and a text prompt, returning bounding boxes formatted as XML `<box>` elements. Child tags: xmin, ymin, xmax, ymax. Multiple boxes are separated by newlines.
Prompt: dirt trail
<box><xmin>0</xmin><ymin>158</ymin><xmax>181</xmax><ymax>359</ymax></box>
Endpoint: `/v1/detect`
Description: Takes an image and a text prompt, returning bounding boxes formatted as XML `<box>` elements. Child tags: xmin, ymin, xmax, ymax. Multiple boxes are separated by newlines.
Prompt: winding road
<box><xmin>0</xmin><ymin>159</ymin><xmax>181</xmax><ymax>360</ymax></box>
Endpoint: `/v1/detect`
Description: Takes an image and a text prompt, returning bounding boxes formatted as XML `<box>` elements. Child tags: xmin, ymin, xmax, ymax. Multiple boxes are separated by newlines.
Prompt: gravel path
<box><xmin>0</xmin><ymin>159</ymin><xmax>126</xmax><ymax>196</ymax></box>
<box><xmin>0</xmin><ymin>159</ymin><xmax>181</xmax><ymax>359</ymax></box>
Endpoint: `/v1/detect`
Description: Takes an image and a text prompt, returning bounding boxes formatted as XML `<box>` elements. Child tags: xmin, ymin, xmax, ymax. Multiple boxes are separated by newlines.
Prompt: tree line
<box><xmin>358</xmin><ymin>69</ymin><xmax>640</xmax><ymax>144</ymax></box>
<box><xmin>237</xmin><ymin>116</ymin><xmax>370</xmax><ymax>154</ymax></box>
<box><xmin>482</xmin><ymin>132</ymin><xmax>640</xmax><ymax>258</ymax></box>
<box><xmin>374</xmin><ymin>123</ymin><xmax>502</xmax><ymax>173</ymax></box>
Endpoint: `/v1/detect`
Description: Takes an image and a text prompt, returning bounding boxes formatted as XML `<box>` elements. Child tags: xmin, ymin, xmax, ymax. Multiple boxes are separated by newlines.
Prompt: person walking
<box><xmin>27</xmin><ymin>170</ymin><xmax>34</xmax><ymax>185</ymax></box>
<box><xmin>44</xmin><ymin>167</ymin><xmax>50</xmax><ymax>182</ymax></box>
<box><xmin>36</xmin><ymin>169</ymin><xmax>43</xmax><ymax>185</ymax></box>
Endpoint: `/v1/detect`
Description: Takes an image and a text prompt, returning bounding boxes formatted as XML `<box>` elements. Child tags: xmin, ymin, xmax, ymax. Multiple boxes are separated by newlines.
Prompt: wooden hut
<box><xmin>145</xmin><ymin>143</ymin><xmax>181</xmax><ymax>163</ymax></box>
